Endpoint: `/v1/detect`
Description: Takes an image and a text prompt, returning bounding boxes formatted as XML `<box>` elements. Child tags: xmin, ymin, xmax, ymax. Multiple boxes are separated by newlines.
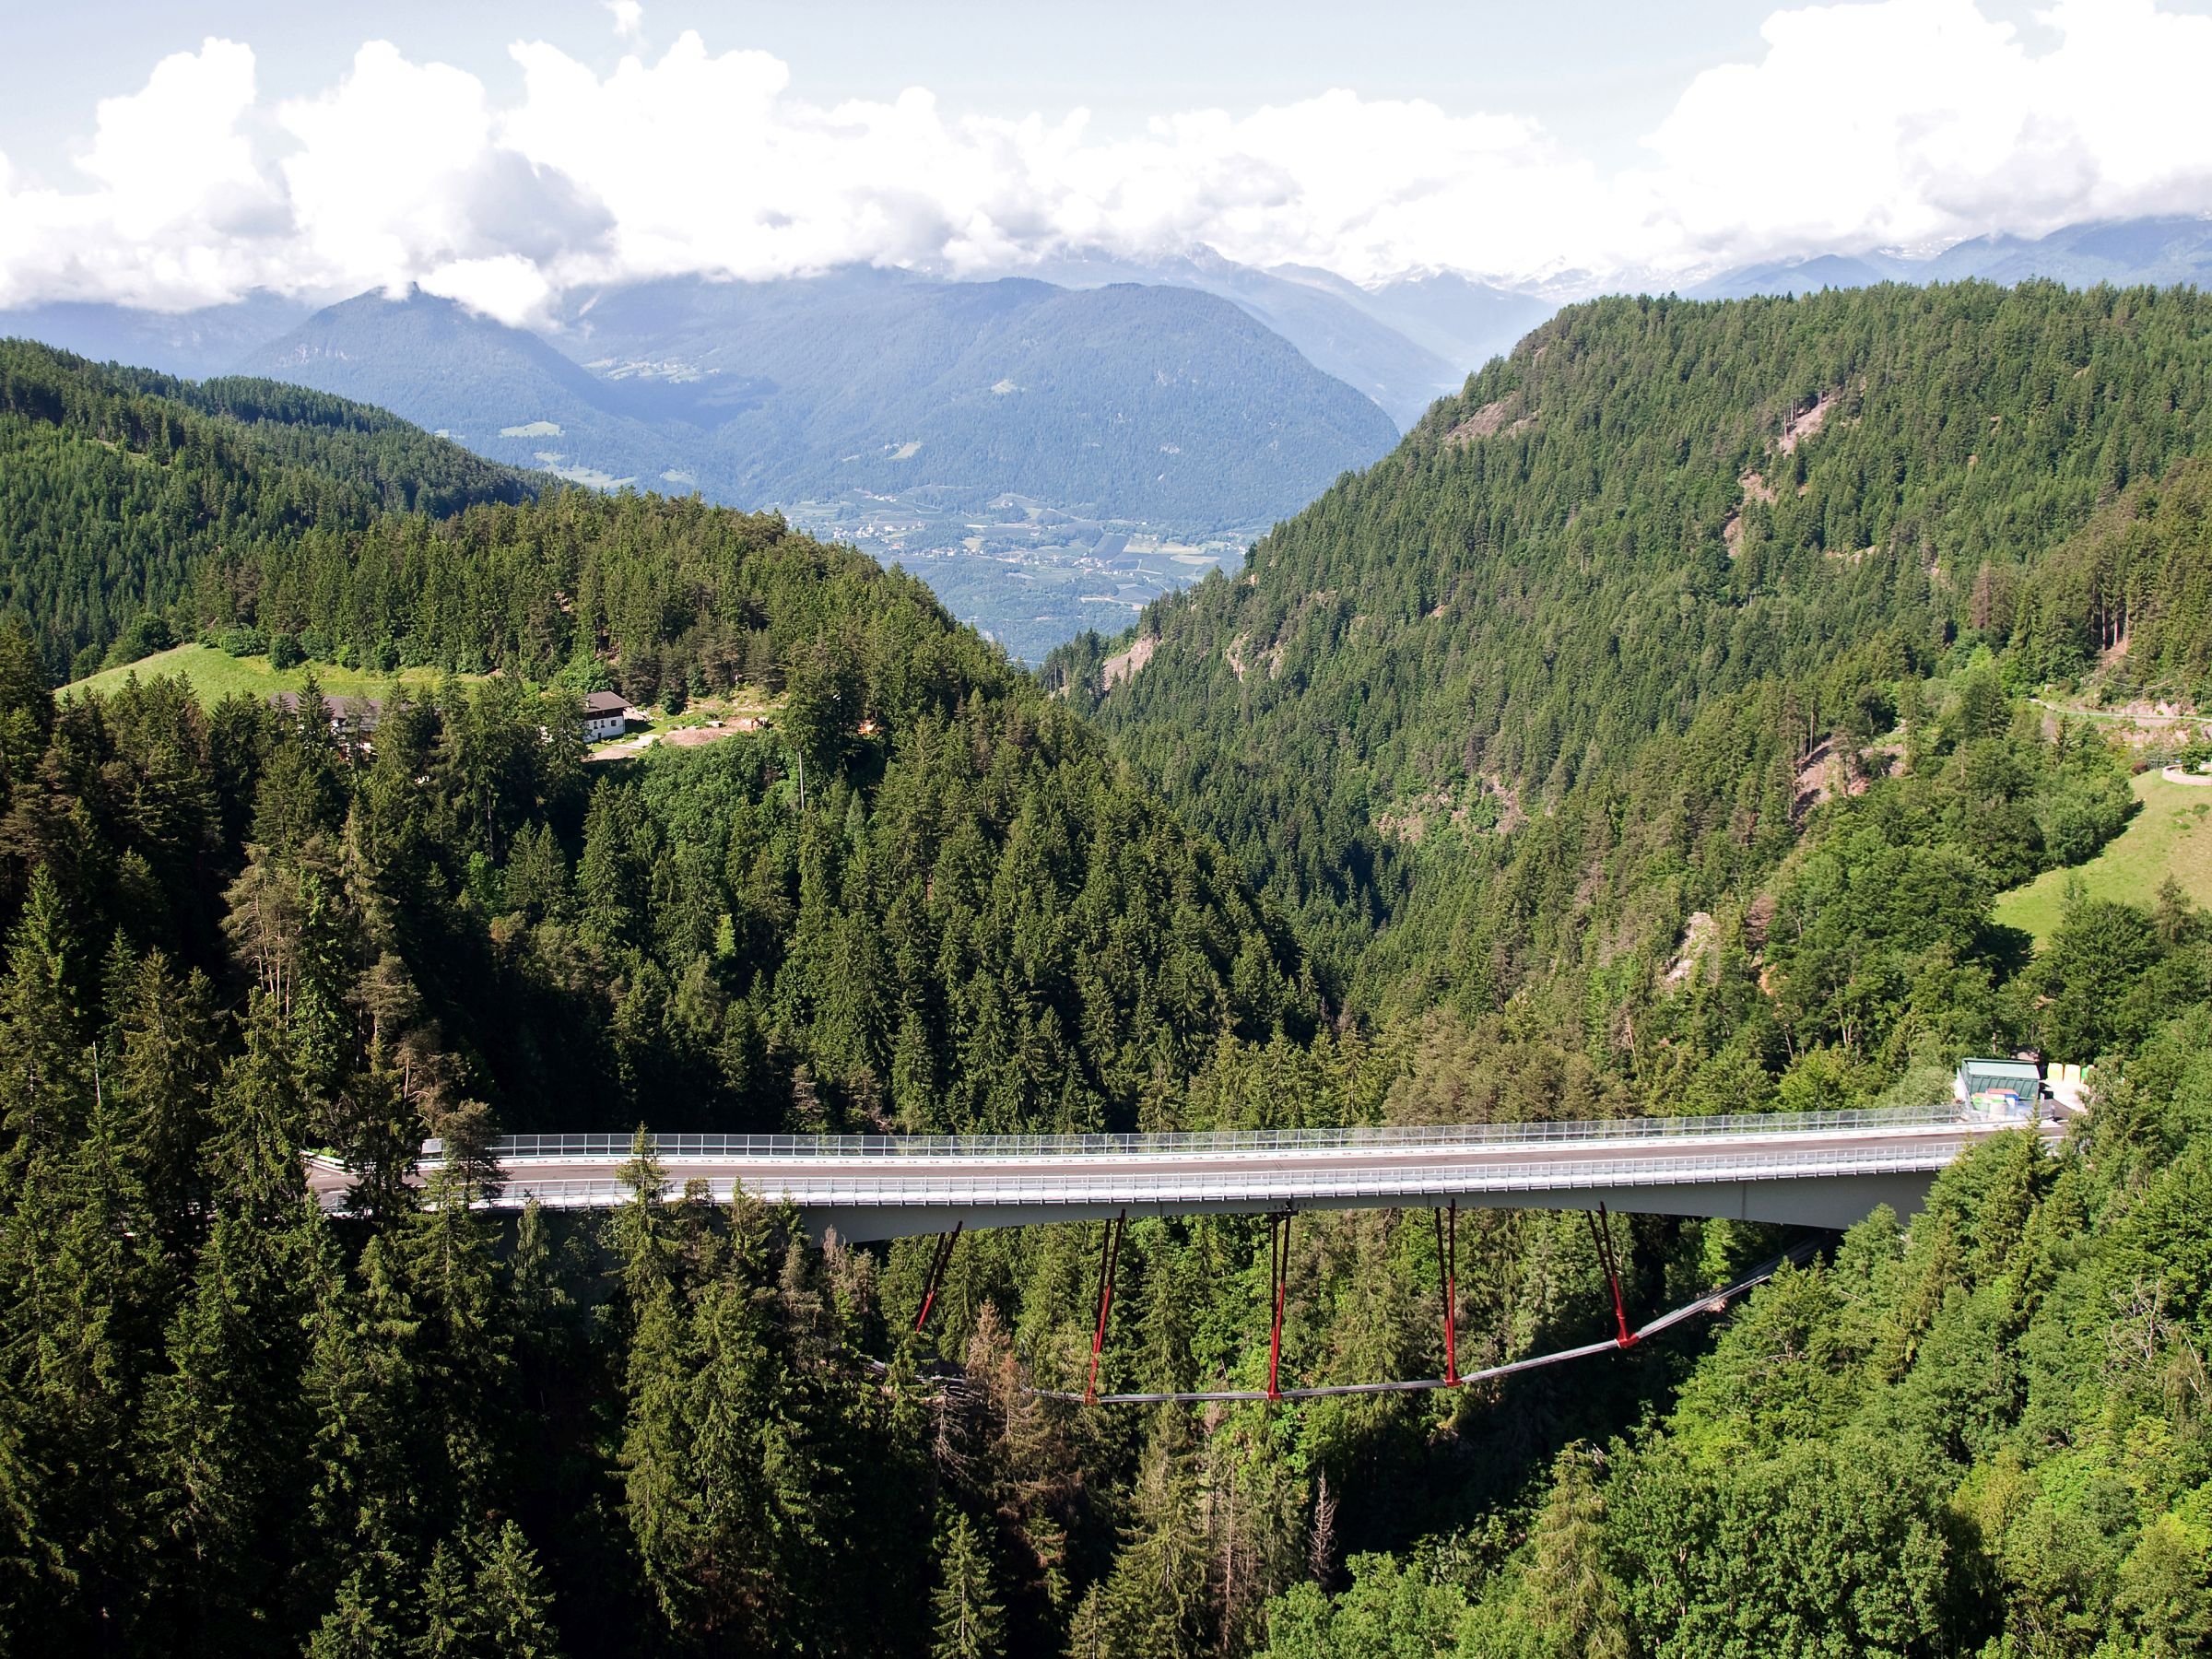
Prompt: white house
<box><xmin>581</xmin><ymin>690</ymin><xmax>638</xmax><ymax>741</ymax></box>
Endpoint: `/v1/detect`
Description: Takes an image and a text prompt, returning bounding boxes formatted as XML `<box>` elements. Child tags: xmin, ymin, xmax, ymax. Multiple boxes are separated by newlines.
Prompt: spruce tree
<box><xmin>1064</xmin><ymin>1584</ymin><xmax>1110</xmax><ymax>1659</ymax></box>
<box><xmin>304</xmin><ymin>1553</ymin><xmax>405</xmax><ymax>1659</ymax></box>
<box><xmin>104</xmin><ymin>947</ymin><xmax>220</xmax><ymax>1232</ymax></box>
<box><xmin>417</xmin><ymin>1537</ymin><xmax>473</xmax><ymax>1659</ymax></box>
<box><xmin>319</xmin><ymin>1233</ymin><xmax>421</xmax><ymax>1556</ymax></box>
<box><xmin>0</xmin><ymin>867</ymin><xmax>89</xmax><ymax>1187</ymax></box>
<box><xmin>0</xmin><ymin>1093</ymin><xmax>164</xmax><ymax>1645</ymax></box>
<box><xmin>612</xmin><ymin>1125</ymin><xmax>674</xmax><ymax>1308</ymax></box>
<box><xmin>142</xmin><ymin>1203</ymin><xmax>317</xmax><ymax>1652</ymax></box>
<box><xmin>391</xmin><ymin>1165</ymin><xmax>511</xmax><ymax>1528</ymax></box>
<box><xmin>1096</xmin><ymin>1447</ymin><xmax>1211</xmax><ymax>1659</ymax></box>
<box><xmin>932</xmin><ymin>1511</ymin><xmax>1007</xmax><ymax>1659</ymax></box>
<box><xmin>201</xmin><ymin>993</ymin><xmax>308</xmax><ymax>1216</ymax></box>
<box><xmin>472</xmin><ymin>1521</ymin><xmax>563</xmax><ymax>1659</ymax></box>
<box><xmin>618</xmin><ymin>1272</ymin><xmax>704</xmax><ymax>1631</ymax></box>
<box><xmin>1524</xmin><ymin>1447</ymin><xmax>1629</xmax><ymax>1659</ymax></box>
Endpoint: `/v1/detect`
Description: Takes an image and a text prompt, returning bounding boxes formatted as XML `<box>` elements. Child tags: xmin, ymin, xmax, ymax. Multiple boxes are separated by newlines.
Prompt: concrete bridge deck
<box><xmin>308</xmin><ymin>1102</ymin><xmax>2062</xmax><ymax>1240</ymax></box>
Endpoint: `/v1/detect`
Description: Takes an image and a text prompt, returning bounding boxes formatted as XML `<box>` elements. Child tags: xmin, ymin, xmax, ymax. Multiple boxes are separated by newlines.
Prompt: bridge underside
<box><xmin>497</xmin><ymin>1168</ymin><xmax>1943</xmax><ymax>1241</ymax></box>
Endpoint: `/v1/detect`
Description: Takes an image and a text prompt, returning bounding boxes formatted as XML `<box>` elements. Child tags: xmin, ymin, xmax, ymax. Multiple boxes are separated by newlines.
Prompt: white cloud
<box><xmin>1629</xmin><ymin>0</ymin><xmax>2212</xmax><ymax>269</ymax></box>
<box><xmin>418</xmin><ymin>253</ymin><xmax>556</xmax><ymax>325</ymax></box>
<box><xmin>79</xmin><ymin>35</ymin><xmax>266</xmax><ymax>238</ymax></box>
<box><xmin>273</xmin><ymin>41</ymin><xmax>611</xmax><ymax>319</ymax></box>
<box><xmin>10</xmin><ymin>3</ymin><xmax>2212</xmax><ymax>316</ymax></box>
<box><xmin>0</xmin><ymin>37</ymin><xmax>289</xmax><ymax>310</ymax></box>
<box><xmin>494</xmin><ymin>36</ymin><xmax>1608</xmax><ymax>284</ymax></box>
<box><xmin>277</xmin><ymin>43</ymin><xmax>500</xmax><ymax>294</ymax></box>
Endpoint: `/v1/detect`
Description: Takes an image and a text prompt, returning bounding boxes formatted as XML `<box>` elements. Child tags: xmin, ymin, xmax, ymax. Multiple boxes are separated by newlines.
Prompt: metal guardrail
<box><xmin>473</xmin><ymin>1142</ymin><xmax>1972</xmax><ymax>1211</ymax></box>
<box><xmin>481</xmin><ymin>1102</ymin><xmax>2025</xmax><ymax>1164</ymax></box>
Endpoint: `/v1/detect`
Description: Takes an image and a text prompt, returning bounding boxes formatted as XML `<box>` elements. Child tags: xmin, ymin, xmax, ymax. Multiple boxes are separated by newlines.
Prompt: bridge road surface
<box><xmin>306</xmin><ymin>1102</ymin><xmax>2065</xmax><ymax>1241</ymax></box>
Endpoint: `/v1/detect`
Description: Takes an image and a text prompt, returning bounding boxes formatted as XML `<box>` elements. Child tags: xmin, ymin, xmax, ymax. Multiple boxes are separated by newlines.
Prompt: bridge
<box><xmin>304</xmin><ymin>1099</ymin><xmax>2067</xmax><ymax>1402</ymax></box>
<box><xmin>308</xmin><ymin>1100</ymin><xmax>2061</xmax><ymax>1241</ymax></box>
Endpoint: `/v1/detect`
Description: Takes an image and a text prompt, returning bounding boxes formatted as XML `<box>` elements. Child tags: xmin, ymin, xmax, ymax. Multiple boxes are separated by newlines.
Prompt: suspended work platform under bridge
<box><xmin>308</xmin><ymin>1100</ymin><xmax>2065</xmax><ymax>1241</ymax></box>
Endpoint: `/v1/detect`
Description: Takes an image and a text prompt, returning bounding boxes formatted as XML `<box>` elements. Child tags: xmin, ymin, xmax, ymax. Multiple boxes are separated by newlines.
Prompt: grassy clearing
<box><xmin>1994</xmin><ymin>771</ymin><xmax>2212</xmax><ymax>945</ymax></box>
<box><xmin>62</xmin><ymin>643</ymin><xmax>460</xmax><ymax>706</ymax></box>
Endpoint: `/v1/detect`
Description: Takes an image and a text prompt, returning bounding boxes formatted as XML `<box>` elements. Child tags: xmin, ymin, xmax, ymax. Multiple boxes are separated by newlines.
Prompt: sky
<box><xmin>6</xmin><ymin>0</ymin><xmax>2212</xmax><ymax>321</ymax></box>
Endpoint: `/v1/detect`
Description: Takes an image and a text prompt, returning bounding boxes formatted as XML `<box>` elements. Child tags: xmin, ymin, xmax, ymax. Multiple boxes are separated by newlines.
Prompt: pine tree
<box><xmin>305</xmin><ymin>1553</ymin><xmax>405</xmax><ymax>1659</ymax></box>
<box><xmin>473</xmin><ymin>1521</ymin><xmax>563</xmax><ymax>1659</ymax></box>
<box><xmin>1524</xmin><ymin>1446</ymin><xmax>1629</xmax><ymax>1659</ymax></box>
<box><xmin>932</xmin><ymin>1511</ymin><xmax>1007</xmax><ymax>1659</ymax></box>
<box><xmin>201</xmin><ymin>993</ymin><xmax>308</xmax><ymax>1216</ymax></box>
<box><xmin>0</xmin><ymin>867</ymin><xmax>89</xmax><ymax>1188</ymax></box>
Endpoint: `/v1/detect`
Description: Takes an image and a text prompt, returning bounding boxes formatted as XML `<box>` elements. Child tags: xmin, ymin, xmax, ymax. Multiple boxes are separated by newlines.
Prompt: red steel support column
<box><xmin>1433</xmin><ymin>1201</ymin><xmax>1460</xmax><ymax>1386</ymax></box>
<box><xmin>913</xmin><ymin>1219</ymin><xmax>963</xmax><ymax>1335</ymax></box>
<box><xmin>1266</xmin><ymin>1210</ymin><xmax>1292</xmax><ymax>1401</ymax></box>
<box><xmin>1585</xmin><ymin>1204</ymin><xmax>1635</xmax><ymax>1349</ymax></box>
<box><xmin>1085</xmin><ymin>1210</ymin><xmax>1125</xmax><ymax>1405</ymax></box>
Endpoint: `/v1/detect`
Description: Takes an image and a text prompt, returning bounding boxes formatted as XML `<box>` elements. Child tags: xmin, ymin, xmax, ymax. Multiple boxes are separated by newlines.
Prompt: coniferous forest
<box><xmin>2</xmin><ymin>276</ymin><xmax>2212</xmax><ymax>1657</ymax></box>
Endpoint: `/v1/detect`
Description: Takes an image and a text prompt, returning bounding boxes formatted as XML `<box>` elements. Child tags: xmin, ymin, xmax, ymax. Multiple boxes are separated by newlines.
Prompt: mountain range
<box><xmin>218</xmin><ymin>271</ymin><xmax>1411</xmax><ymax>660</ymax></box>
<box><xmin>1009</xmin><ymin>248</ymin><xmax>1552</xmax><ymax>427</ymax></box>
<box><xmin>1688</xmin><ymin>212</ymin><xmax>2212</xmax><ymax>300</ymax></box>
<box><xmin>0</xmin><ymin>288</ymin><xmax>315</xmax><ymax>380</ymax></box>
<box><xmin>233</xmin><ymin>271</ymin><xmax>1396</xmax><ymax>524</ymax></box>
<box><xmin>9</xmin><ymin>212</ymin><xmax>2212</xmax><ymax>662</ymax></box>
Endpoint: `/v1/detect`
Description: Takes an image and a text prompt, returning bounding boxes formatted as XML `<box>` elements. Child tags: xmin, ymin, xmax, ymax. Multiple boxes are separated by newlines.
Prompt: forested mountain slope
<box><xmin>0</xmin><ymin>339</ymin><xmax>535</xmax><ymax>677</ymax></box>
<box><xmin>0</xmin><ymin>347</ymin><xmax>1311</xmax><ymax>1144</ymax></box>
<box><xmin>5</xmin><ymin>312</ymin><xmax>2212</xmax><ymax>1659</ymax></box>
<box><xmin>1011</xmin><ymin>279</ymin><xmax>2212</xmax><ymax>1658</ymax></box>
<box><xmin>1053</xmin><ymin>283</ymin><xmax>2212</xmax><ymax>1015</ymax></box>
<box><xmin>0</xmin><ymin>351</ymin><xmax>1327</xmax><ymax>1653</ymax></box>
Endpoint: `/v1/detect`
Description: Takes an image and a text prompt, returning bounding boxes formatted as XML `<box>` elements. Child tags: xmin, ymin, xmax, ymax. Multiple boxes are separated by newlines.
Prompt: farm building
<box><xmin>269</xmin><ymin>691</ymin><xmax>382</xmax><ymax>749</ymax></box>
<box><xmin>582</xmin><ymin>690</ymin><xmax>638</xmax><ymax>741</ymax></box>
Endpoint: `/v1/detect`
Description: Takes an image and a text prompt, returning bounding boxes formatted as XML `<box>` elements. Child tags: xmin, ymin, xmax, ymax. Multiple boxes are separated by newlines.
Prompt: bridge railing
<box><xmin>470</xmin><ymin>1139</ymin><xmax>1974</xmax><ymax>1210</ymax></box>
<box><xmin>479</xmin><ymin>1100</ymin><xmax>2029</xmax><ymax>1164</ymax></box>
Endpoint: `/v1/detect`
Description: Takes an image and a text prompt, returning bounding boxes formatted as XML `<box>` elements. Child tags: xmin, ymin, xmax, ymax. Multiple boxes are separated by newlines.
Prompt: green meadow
<box><xmin>1994</xmin><ymin>769</ymin><xmax>2212</xmax><ymax>944</ymax></box>
<box><xmin>62</xmin><ymin>642</ymin><xmax>460</xmax><ymax>707</ymax></box>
